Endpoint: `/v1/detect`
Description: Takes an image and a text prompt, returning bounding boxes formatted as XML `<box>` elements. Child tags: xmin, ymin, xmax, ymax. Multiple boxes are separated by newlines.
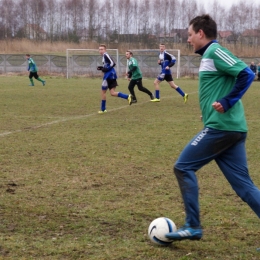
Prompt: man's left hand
<box><xmin>212</xmin><ymin>101</ymin><xmax>224</xmax><ymax>113</ymax></box>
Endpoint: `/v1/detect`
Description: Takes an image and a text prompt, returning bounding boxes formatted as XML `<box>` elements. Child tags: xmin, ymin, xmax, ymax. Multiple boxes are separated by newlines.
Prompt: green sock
<box><xmin>37</xmin><ymin>77</ymin><xmax>44</xmax><ymax>82</ymax></box>
<box><xmin>30</xmin><ymin>79</ymin><xmax>34</xmax><ymax>85</ymax></box>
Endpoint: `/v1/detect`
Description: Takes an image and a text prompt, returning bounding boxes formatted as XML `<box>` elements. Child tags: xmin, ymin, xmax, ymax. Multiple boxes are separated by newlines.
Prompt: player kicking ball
<box><xmin>152</xmin><ymin>44</ymin><xmax>188</xmax><ymax>103</ymax></box>
<box><xmin>97</xmin><ymin>44</ymin><xmax>132</xmax><ymax>114</ymax></box>
<box><xmin>125</xmin><ymin>50</ymin><xmax>154</xmax><ymax>103</ymax></box>
<box><xmin>165</xmin><ymin>14</ymin><xmax>260</xmax><ymax>243</ymax></box>
<box><xmin>25</xmin><ymin>54</ymin><xmax>46</xmax><ymax>86</ymax></box>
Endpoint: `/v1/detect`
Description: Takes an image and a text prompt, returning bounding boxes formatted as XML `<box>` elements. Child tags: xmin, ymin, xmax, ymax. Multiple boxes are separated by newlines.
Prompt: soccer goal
<box><xmin>66</xmin><ymin>49</ymin><xmax>119</xmax><ymax>79</ymax></box>
<box><xmin>127</xmin><ymin>49</ymin><xmax>181</xmax><ymax>79</ymax></box>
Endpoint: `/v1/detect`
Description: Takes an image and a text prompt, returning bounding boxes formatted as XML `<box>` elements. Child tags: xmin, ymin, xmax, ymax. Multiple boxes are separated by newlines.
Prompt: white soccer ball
<box><xmin>148</xmin><ymin>217</ymin><xmax>177</xmax><ymax>245</ymax></box>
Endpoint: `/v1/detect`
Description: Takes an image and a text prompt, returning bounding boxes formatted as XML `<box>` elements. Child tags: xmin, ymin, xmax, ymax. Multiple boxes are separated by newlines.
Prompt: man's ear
<box><xmin>198</xmin><ymin>29</ymin><xmax>205</xmax><ymax>39</ymax></box>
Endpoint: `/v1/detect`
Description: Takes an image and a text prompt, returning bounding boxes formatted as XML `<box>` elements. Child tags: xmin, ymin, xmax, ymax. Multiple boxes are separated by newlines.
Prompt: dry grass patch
<box><xmin>0</xmin><ymin>39</ymin><xmax>259</xmax><ymax>57</ymax></box>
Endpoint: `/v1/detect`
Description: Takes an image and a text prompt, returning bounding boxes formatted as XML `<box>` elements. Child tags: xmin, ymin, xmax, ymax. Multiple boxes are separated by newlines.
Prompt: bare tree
<box><xmin>87</xmin><ymin>0</ymin><xmax>98</xmax><ymax>41</ymax></box>
<box><xmin>15</xmin><ymin>0</ymin><xmax>31</xmax><ymax>38</ymax></box>
<box><xmin>28</xmin><ymin>0</ymin><xmax>46</xmax><ymax>40</ymax></box>
<box><xmin>226</xmin><ymin>5</ymin><xmax>241</xmax><ymax>45</ymax></box>
<box><xmin>1</xmin><ymin>0</ymin><xmax>260</xmax><ymax>46</ymax></box>
<box><xmin>138</xmin><ymin>0</ymin><xmax>151</xmax><ymax>44</ymax></box>
<box><xmin>0</xmin><ymin>0</ymin><xmax>17</xmax><ymax>39</ymax></box>
<box><xmin>124</xmin><ymin>0</ymin><xmax>133</xmax><ymax>35</ymax></box>
<box><xmin>152</xmin><ymin>0</ymin><xmax>164</xmax><ymax>37</ymax></box>
<box><xmin>180</xmin><ymin>0</ymin><xmax>197</xmax><ymax>28</ymax></box>
<box><xmin>168</xmin><ymin>0</ymin><xmax>180</xmax><ymax>32</ymax></box>
<box><xmin>64</xmin><ymin>0</ymin><xmax>84</xmax><ymax>42</ymax></box>
<box><xmin>55</xmin><ymin>1</ymin><xmax>68</xmax><ymax>41</ymax></box>
<box><xmin>45</xmin><ymin>0</ymin><xmax>57</xmax><ymax>42</ymax></box>
<box><xmin>197</xmin><ymin>1</ymin><xmax>206</xmax><ymax>16</ymax></box>
<box><xmin>209</xmin><ymin>0</ymin><xmax>226</xmax><ymax>30</ymax></box>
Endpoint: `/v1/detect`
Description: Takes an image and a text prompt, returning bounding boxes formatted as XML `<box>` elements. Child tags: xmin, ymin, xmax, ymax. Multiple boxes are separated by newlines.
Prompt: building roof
<box><xmin>27</xmin><ymin>24</ymin><xmax>47</xmax><ymax>34</ymax></box>
<box><xmin>218</xmin><ymin>31</ymin><xmax>233</xmax><ymax>38</ymax></box>
<box><xmin>242</xmin><ymin>29</ymin><xmax>260</xmax><ymax>37</ymax></box>
<box><xmin>159</xmin><ymin>32</ymin><xmax>177</xmax><ymax>38</ymax></box>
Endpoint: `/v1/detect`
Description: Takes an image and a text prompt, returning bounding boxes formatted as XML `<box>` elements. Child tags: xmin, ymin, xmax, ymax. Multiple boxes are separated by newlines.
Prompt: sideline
<box><xmin>0</xmin><ymin>91</ymin><xmax>198</xmax><ymax>138</ymax></box>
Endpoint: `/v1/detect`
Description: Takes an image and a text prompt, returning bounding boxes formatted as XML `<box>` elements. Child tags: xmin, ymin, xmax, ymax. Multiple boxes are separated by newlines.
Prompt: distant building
<box><xmin>26</xmin><ymin>24</ymin><xmax>47</xmax><ymax>40</ymax></box>
<box><xmin>174</xmin><ymin>29</ymin><xmax>188</xmax><ymax>43</ymax></box>
<box><xmin>218</xmin><ymin>31</ymin><xmax>232</xmax><ymax>44</ymax></box>
<box><xmin>117</xmin><ymin>34</ymin><xmax>140</xmax><ymax>43</ymax></box>
<box><xmin>159</xmin><ymin>32</ymin><xmax>178</xmax><ymax>43</ymax></box>
<box><xmin>240</xmin><ymin>29</ymin><xmax>260</xmax><ymax>45</ymax></box>
<box><xmin>159</xmin><ymin>29</ymin><xmax>188</xmax><ymax>43</ymax></box>
<box><xmin>78</xmin><ymin>28</ymin><xmax>98</xmax><ymax>42</ymax></box>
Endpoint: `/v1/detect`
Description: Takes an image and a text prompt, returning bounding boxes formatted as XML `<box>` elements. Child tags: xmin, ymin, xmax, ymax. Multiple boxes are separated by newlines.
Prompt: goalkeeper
<box><xmin>125</xmin><ymin>51</ymin><xmax>154</xmax><ymax>103</ymax></box>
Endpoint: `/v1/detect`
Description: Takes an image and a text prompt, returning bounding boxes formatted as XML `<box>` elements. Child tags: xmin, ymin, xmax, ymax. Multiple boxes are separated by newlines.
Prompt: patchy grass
<box><xmin>0</xmin><ymin>76</ymin><xmax>260</xmax><ymax>259</ymax></box>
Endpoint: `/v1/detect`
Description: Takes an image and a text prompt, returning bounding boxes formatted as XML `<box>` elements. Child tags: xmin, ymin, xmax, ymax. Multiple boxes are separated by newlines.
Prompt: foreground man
<box><xmin>166</xmin><ymin>14</ymin><xmax>260</xmax><ymax>241</ymax></box>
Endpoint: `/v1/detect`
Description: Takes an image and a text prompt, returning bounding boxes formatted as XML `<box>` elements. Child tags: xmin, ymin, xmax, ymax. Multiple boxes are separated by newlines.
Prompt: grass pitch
<box><xmin>0</xmin><ymin>76</ymin><xmax>260</xmax><ymax>259</ymax></box>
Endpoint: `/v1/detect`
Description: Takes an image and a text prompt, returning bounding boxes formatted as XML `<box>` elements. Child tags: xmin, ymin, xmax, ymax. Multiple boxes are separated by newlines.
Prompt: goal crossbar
<box><xmin>66</xmin><ymin>49</ymin><xmax>119</xmax><ymax>79</ymax></box>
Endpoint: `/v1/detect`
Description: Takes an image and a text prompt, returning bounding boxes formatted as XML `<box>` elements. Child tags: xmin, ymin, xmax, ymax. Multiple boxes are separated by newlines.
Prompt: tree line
<box><xmin>0</xmin><ymin>0</ymin><xmax>259</xmax><ymax>45</ymax></box>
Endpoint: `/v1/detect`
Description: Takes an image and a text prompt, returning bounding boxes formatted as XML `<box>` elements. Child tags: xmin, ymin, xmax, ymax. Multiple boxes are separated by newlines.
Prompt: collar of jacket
<box><xmin>195</xmin><ymin>40</ymin><xmax>218</xmax><ymax>56</ymax></box>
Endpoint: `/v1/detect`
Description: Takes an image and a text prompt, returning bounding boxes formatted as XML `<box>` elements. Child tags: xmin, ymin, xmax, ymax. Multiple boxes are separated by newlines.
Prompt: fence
<box><xmin>0</xmin><ymin>54</ymin><xmax>259</xmax><ymax>77</ymax></box>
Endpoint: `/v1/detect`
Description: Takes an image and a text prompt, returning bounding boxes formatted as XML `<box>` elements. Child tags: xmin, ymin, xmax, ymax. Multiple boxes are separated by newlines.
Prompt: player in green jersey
<box><xmin>165</xmin><ymin>14</ymin><xmax>260</xmax><ymax>242</ymax></box>
<box><xmin>25</xmin><ymin>54</ymin><xmax>46</xmax><ymax>86</ymax></box>
<box><xmin>125</xmin><ymin>51</ymin><xmax>154</xmax><ymax>103</ymax></box>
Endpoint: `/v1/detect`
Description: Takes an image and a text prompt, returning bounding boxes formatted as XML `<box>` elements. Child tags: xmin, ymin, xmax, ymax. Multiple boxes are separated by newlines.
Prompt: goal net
<box><xmin>126</xmin><ymin>49</ymin><xmax>181</xmax><ymax>79</ymax></box>
<box><xmin>66</xmin><ymin>49</ymin><xmax>119</xmax><ymax>79</ymax></box>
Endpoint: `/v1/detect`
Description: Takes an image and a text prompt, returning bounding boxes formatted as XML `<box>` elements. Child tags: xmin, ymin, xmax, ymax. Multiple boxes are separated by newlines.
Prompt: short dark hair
<box><xmin>26</xmin><ymin>54</ymin><xmax>30</xmax><ymax>57</ymax></box>
<box><xmin>126</xmin><ymin>50</ymin><xmax>133</xmax><ymax>56</ymax></box>
<box><xmin>159</xmin><ymin>43</ymin><xmax>165</xmax><ymax>46</ymax></box>
<box><xmin>189</xmin><ymin>14</ymin><xmax>217</xmax><ymax>39</ymax></box>
<box><xmin>99</xmin><ymin>44</ymin><xmax>106</xmax><ymax>49</ymax></box>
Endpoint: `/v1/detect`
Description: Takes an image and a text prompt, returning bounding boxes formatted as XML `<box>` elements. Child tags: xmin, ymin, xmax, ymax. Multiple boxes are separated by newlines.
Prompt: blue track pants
<box><xmin>174</xmin><ymin>127</ymin><xmax>260</xmax><ymax>227</ymax></box>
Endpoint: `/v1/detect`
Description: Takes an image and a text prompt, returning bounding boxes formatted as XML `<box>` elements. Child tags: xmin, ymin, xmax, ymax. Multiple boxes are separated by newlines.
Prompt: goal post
<box><xmin>127</xmin><ymin>49</ymin><xmax>181</xmax><ymax>79</ymax></box>
<box><xmin>66</xmin><ymin>49</ymin><xmax>119</xmax><ymax>79</ymax></box>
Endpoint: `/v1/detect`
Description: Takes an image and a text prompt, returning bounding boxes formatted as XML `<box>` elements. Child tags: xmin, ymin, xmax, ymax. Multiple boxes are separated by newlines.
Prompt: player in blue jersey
<box><xmin>25</xmin><ymin>54</ymin><xmax>46</xmax><ymax>86</ymax></box>
<box><xmin>151</xmin><ymin>44</ymin><xmax>188</xmax><ymax>103</ymax></box>
<box><xmin>97</xmin><ymin>44</ymin><xmax>132</xmax><ymax>114</ymax></box>
<box><xmin>165</xmin><ymin>14</ymin><xmax>260</xmax><ymax>242</ymax></box>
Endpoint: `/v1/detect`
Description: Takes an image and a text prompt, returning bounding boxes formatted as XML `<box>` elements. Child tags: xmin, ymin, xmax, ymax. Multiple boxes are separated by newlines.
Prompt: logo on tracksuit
<box><xmin>191</xmin><ymin>128</ymin><xmax>209</xmax><ymax>146</ymax></box>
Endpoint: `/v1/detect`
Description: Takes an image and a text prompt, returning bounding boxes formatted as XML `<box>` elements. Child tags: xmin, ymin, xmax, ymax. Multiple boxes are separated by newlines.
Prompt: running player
<box><xmin>25</xmin><ymin>54</ymin><xmax>46</xmax><ymax>86</ymax></box>
<box><xmin>125</xmin><ymin>50</ymin><xmax>154</xmax><ymax>103</ymax></box>
<box><xmin>97</xmin><ymin>44</ymin><xmax>132</xmax><ymax>114</ymax></box>
<box><xmin>165</xmin><ymin>14</ymin><xmax>260</xmax><ymax>242</ymax></box>
<box><xmin>152</xmin><ymin>44</ymin><xmax>188</xmax><ymax>103</ymax></box>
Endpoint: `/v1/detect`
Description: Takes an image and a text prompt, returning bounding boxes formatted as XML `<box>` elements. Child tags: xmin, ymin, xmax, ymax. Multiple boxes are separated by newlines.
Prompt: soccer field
<box><xmin>1</xmin><ymin>76</ymin><xmax>260</xmax><ymax>259</ymax></box>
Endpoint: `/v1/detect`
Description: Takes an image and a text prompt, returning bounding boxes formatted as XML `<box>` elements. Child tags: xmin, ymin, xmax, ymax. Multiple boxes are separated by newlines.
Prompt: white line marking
<box><xmin>0</xmin><ymin>91</ymin><xmax>198</xmax><ymax>138</ymax></box>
